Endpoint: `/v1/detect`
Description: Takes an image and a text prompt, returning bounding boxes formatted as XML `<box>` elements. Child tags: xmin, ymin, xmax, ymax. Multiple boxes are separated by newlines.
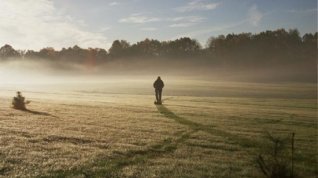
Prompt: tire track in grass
<box><xmin>41</xmin><ymin>104</ymin><xmax>258</xmax><ymax>177</ymax></box>
<box><xmin>40</xmin><ymin>130</ymin><xmax>197</xmax><ymax>178</ymax></box>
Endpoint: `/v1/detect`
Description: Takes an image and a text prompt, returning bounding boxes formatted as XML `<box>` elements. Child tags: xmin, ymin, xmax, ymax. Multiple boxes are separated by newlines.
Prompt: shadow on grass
<box><xmin>156</xmin><ymin>104</ymin><xmax>212</xmax><ymax>131</ymax></box>
<box><xmin>156</xmin><ymin>104</ymin><xmax>258</xmax><ymax>148</ymax></box>
<box><xmin>14</xmin><ymin>108</ymin><xmax>57</xmax><ymax>118</ymax></box>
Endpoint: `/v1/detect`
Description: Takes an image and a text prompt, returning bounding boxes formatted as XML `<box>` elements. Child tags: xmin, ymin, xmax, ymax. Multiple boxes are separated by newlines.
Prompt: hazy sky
<box><xmin>0</xmin><ymin>0</ymin><xmax>316</xmax><ymax>50</ymax></box>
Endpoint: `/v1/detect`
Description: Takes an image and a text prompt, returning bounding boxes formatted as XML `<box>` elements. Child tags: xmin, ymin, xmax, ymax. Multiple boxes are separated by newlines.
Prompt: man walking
<box><xmin>153</xmin><ymin>76</ymin><xmax>164</xmax><ymax>104</ymax></box>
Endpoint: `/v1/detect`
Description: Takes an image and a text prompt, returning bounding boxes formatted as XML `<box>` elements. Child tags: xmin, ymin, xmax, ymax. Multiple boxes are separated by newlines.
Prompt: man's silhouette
<box><xmin>153</xmin><ymin>76</ymin><xmax>164</xmax><ymax>104</ymax></box>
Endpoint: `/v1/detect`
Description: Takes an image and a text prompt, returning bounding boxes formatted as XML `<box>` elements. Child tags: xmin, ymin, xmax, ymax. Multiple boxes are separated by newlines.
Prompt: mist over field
<box><xmin>0</xmin><ymin>57</ymin><xmax>316</xmax><ymax>86</ymax></box>
<box><xmin>1</xmin><ymin>32</ymin><xmax>317</xmax><ymax>86</ymax></box>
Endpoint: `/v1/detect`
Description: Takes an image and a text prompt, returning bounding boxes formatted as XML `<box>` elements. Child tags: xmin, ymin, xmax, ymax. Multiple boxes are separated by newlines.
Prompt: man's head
<box><xmin>157</xmin><ymin>76</ymin><xmax>161</xmax><ymax>80</ymax></box>
<box><xmin>17</xmin><ymin>91</ymin><xmax>21</xmax><ymax>95</ymax></box>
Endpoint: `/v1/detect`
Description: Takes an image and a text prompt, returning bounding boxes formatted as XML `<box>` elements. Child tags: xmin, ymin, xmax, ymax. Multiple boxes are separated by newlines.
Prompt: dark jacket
<box><xmin>153</xmin><ymin>79</ymin><xmax>164</xmax><ymax>90</ymax></box>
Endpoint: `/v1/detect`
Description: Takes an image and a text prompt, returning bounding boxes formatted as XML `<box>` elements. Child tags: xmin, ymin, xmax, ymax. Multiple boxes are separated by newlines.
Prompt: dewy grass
<box><xmin>0</xmin><ymin>81</ymin><xmax>316</xmax><ymax>177</ymax></box>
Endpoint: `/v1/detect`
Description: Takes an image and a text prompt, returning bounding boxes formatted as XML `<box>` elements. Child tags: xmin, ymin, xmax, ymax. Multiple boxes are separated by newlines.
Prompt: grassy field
<box><xmin>0</xmin><ymin>78</ymin><xmax>316</xmax><ymax>178</ymax></box>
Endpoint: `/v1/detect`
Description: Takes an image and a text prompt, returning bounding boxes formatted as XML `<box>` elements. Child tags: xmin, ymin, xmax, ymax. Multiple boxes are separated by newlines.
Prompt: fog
<box><xmin>0</xmin><ymin>57</ymin><xmax>315</xmax><ymax>86</ymax></box>
<box><xmin>0</xmin><ymin>57</ymin><xmax>316</xmax><ymax>100</ymax></box>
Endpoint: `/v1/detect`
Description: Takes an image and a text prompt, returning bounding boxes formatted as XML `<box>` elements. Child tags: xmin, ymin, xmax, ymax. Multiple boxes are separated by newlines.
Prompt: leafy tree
<box><xmin>108</xmin><ymin>40</ymin><xmax>130</xmax><ymax>58</ymax></box>
<box><xmin>163</xmin><ymin>37</ymin><xmax>201</xmax><ymax>57</ymax></box>
<box><xmin>130</xmin><ymin>38</ymin><xmax>161</xmax><ymax>57</ymax></box>
<box><xmin>0</xmin><ymin>44</ymin><xmax>20</xmax><ymax>59</ymax></box>
<box><xmin>38</xmin><ymin>47</ymin><xmax>56</xmax><ymax>59</ymax></box>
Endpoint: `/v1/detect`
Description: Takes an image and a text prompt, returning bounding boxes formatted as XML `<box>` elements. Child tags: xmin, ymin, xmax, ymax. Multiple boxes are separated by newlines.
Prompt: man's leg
<box><xmin>158</xmin><ymin>89</ymin><xmax>162</xmax><ymax>102</ymax></box>
<box><xmin>155</xmin><ymin>89</ymin><xmax>159</xmax><ymax>101</ymax></box>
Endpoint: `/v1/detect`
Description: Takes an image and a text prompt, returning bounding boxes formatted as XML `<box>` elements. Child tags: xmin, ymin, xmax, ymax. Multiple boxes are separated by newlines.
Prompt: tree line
<box><xmin>0</xmin><ymin>28</ymin><xmax>316</xmax><ymax>68</ymax></box>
